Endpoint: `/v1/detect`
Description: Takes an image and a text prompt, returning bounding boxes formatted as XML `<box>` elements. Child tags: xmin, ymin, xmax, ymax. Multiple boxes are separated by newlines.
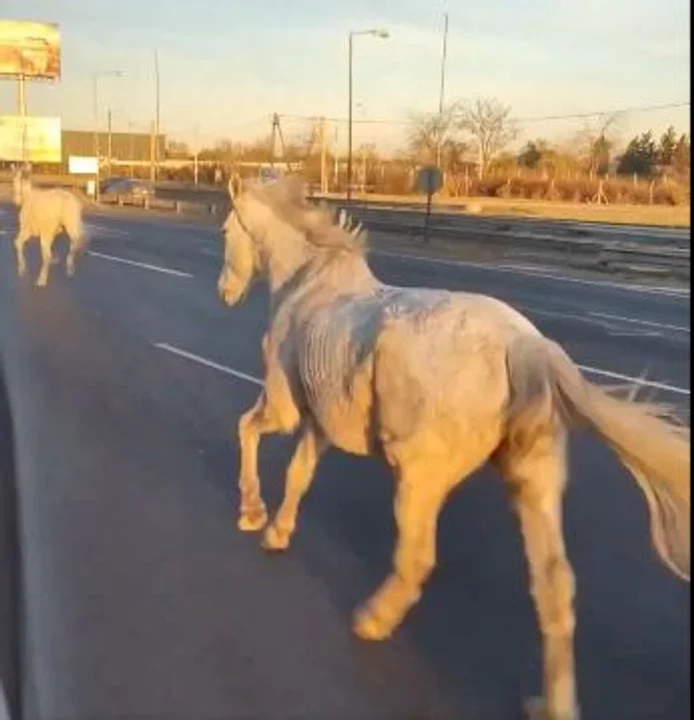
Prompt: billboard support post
<box><xmin>18</xmin><ymin>74</ymin><xmax>27</xmax><ymax>163</ymax></box>
<box><xmin>17</xmin><ymin>74</ymin><xmax>25</xmax><ymax>114</ymax></box>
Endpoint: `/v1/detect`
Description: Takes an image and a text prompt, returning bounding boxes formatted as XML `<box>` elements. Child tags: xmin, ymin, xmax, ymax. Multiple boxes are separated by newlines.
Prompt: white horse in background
<box><xmin>12</xmin><ymin>169</ymin><xmax>87</xmax><ymax>287</ymax></box>
<box><xmin>218</xmin><ymin>176</ymin><xmax>690</xmax><ymax>720</ymax></box>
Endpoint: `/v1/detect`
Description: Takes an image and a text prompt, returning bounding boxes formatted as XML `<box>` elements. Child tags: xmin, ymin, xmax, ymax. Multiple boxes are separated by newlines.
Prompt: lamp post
<box><xmin>93</xmin><ymin>69</ymin><xmax>123</xmax><ymax>202</ymax></box>
<box><xmin>347</xmin><ymin>28</ymin><xmax>388</xmax><ymax>202</ymax></box>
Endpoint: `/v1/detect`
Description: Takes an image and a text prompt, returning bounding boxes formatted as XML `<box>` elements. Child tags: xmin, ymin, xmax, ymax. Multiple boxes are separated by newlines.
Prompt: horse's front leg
<box><xmin>236</xmin><ymin>386</ymin><xmax>300</xmax><ymax>532</ymax></box>
<box><xmin>262</xmin><ymin>422</ymin><xmax>328</xmax><ymax>551</ymax></box>
<box><xmin>13</xmin><ymin>230</ymin><xmax>29</xmax><ymax>278</ymax></box>
<box><xmin>36</xmin><ymin>234</ymin><xmax>54</xmax><ymax>287</ymax></box>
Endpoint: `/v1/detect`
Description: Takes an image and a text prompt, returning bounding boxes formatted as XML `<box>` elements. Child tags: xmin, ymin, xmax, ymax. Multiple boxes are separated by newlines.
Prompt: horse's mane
<box><xmin>248</xmin><ymin>176</ymin><xmax>367</xmax><ymax>254</ymax></box>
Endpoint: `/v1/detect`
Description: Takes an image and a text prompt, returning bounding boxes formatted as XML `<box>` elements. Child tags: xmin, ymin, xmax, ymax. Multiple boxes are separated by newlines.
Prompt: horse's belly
<box><xmin>305</xmin><ymin>368</ymin><xmax>376</xmax><ymax>456</ymax></box>
<box><xmin>315</xmin><ymin>404</ymin><xmax>373</xmax><ymax>456</ymax></box>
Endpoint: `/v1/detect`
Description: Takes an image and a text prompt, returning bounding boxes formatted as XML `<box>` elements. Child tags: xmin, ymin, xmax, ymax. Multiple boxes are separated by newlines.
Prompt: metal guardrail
<box><xmin>100</xmin><ymin>193</ymin><xmax>220</xmax><ymax>216</ymax></box>
<box><xmin>90</xmin><ymin>191</ymin><xmax>691</xmax><ymax>277</ymax></box>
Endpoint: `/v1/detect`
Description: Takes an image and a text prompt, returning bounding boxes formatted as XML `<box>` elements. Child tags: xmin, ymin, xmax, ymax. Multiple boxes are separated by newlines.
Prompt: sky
<box><xmin>0</xmin><ymin>0</ymin><xmax>690</xmax><ymax>153</ymax></box>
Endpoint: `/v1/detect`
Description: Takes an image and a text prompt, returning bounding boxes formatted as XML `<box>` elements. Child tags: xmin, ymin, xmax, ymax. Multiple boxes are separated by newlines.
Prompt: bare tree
<box><xmin>166</xmin><ymin>140</ymin><xmax>192</xmax><ymax>159</ymax></box>
<box><xmin>456</xmin><ymin>98</ymin><xmax>517</xmax><ymax>178</ymax></box>
<box><xmin>406</xmin><ymin>103</ymin><xmax>460</xmax><ymax>167</ymax></box>
<box><xmin>572</xmin><ymin>113</ymin><xmax>621</xmax><ymax>177</ymax></box>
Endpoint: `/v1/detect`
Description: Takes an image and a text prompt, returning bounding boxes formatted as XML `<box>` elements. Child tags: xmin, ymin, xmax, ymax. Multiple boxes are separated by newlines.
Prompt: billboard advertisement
<box><xmin>0</xmin><ymin>20</ymin><xmax>61</xmax><ymax>79</ymax></box>
<box><xmin>0</xmin><ymin>115</ymin><xmax>61</xmax><ymax>163</ymax></box>
<box><xmin>68</xmin><ymin>156</ymin><xmax>98</xmax><ymax>174</ymax></box>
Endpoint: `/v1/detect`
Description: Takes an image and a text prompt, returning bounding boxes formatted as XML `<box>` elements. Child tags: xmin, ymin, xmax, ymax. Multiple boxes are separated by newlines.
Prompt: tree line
<box><xmin>163</xmin><ymin>97</ymin><xmax>690</xmax><ymax>205</ymax></box>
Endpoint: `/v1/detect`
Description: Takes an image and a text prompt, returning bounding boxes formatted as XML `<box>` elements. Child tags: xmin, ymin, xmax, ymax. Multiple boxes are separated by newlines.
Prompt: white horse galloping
<box><xmin>217</xmin><ymin>176</ymin><xmax>690</xmax><ymax>720</ymax></box>
<box><xmin>12</xmin><ymin>169</ymin><xmax>87</xmax><ymax>287</ymax></box>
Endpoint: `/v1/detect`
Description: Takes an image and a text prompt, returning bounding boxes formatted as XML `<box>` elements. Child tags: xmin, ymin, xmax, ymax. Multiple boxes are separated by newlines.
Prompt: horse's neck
<box><xmin>18</xmin><ymin>184</ymin><xmax>33</xmax><ymax>206</ymax></box>
<box><xmin>269</xmin><ymin>247</ymin><xmax>377</xmax><ymax>319</ymax></box>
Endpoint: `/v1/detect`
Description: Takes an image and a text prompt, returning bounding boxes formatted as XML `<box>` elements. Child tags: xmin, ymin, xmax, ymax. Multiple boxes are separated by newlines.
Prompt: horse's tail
<box><xmin>64</xmin><ymin>193</ymin><xmax>88</xmax><ymax>254</ymax></box>
<box><xmin>505</xmin><ymin>334</ymin><xmax>690</xmax><ymax>581</ymax></box>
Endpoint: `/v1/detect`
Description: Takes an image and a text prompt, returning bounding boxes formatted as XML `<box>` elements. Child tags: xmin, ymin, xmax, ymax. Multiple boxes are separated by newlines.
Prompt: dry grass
<box><xmin>316</xmin><ymin>192</ymin><xmax>691</xmax><ymax>228</ymax></box>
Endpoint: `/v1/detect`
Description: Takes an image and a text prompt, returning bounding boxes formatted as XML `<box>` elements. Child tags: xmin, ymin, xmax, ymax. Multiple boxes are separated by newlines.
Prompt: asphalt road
<box><xmin>0</xmin><ymin>203</ymin><xmax>690</xmax><ymax>720</ymax></box>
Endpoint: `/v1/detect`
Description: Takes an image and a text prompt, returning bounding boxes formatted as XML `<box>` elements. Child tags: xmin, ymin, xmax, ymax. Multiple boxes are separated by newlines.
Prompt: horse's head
<box><xmin>217</xmin><ymin>173</ymin><xmax>312</xmax><ymax>306</ymax></box>
<box><xmin>217</xmin><ymin>174</ymin><xmax>264</xmax><ymax>306</ymax></box>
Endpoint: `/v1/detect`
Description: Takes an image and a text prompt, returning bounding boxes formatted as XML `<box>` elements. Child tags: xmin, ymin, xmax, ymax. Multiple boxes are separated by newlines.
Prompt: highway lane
<box><xmin>0</xmin><ymin>205</ymin><xmax>690</xmax><ymax>719</ymax></box>
<box><xmin>59</xmin><ymin>209</ymin><xmax>691</xmax><ymax>398</ymax></box>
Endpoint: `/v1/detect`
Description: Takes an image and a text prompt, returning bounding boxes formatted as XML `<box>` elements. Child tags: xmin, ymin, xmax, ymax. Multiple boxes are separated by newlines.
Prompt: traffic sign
<box><xmin>415</xmin><ymin>165</ymin><xmax>443</xmax><ymax>195</ymax></box>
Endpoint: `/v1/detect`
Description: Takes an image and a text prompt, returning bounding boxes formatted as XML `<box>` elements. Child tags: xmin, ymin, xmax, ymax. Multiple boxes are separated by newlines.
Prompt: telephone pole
<box><xmin>152</xmin><ymin>49</ymin><xmax>160</xmax><ymax>183</ymax></box>
<box><xmin>319</xmin><ymin>116</ymin><xmax>328</xmax><ymax>193</ymax></box>
<box><xmin>436</xmin><ymin>12</ymin><xmax>449</xmax><ymax>169</ymax></box>
<box><xmin>107</xmin><ymin>108</ymin><xmax>113</xmax><ymax>176</ymax></box>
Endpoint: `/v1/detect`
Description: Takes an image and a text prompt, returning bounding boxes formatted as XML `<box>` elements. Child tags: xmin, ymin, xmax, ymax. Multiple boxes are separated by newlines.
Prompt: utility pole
<box><xmin>269</xmin><ymin>114</ymin><xmax>277</xmax><ymax>167</ymax></box>
<box><xmin>319</xmin><ymin>116</ymin><xmax>328</xmax><ymax>193</ymax></box>
<box><xmin>93</xmin><ymin>74</ymin><xmax>100</xmax><ymax>201</ymax></box>
<box><xmin>347</xmin><ymin>33</ymin><xmax>354</xmax><ymax>201</ymax></box>
<box><xmin>128</xmin><ymin>122</ymin><xmax>135</xmax><ymax>178</ymax></box>
<box><xmin>153</xmin><ymin>49</ymin><xmax>160</xmax><ymax>183</ymax></box>
<box><xmin>436</xmin><ymin>12</ymin><xmax>449</xmax><ymax>170</ymax></box>
<box><xmin>107</xmin><ymin>108</ymin><xmax>113</xmax><ymax>176</ymax></box>
<box><xmin>149</xmin><ymin>119</ymin><xmax>156</xmax><ymax>183</ymax></box>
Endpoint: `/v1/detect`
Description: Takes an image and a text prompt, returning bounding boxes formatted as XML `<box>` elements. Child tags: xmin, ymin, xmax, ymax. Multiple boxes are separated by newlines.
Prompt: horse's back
<box><xmin>293</xmin><ymin>285</ymin><xmax>537</xmax><ymax>458</ymax></box>
<box><xmin>371</xmin><ymin>289</ymin><xmax>538</xmax><ymax>460</ymax></box>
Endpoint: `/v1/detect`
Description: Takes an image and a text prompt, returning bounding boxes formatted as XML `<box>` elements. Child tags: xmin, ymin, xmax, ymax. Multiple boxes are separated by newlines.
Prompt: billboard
<box><xmin>68</xmin><ymin>156</ymin><xmax>98</xmax><ymax>174</ymax></box>
<box><xmin>0</xmin><ymin>20</ymin><xmax>61</xmax><ymax>79</ymax></box>
<box><xmin>0</xmin><ymin>115</ymin><xmax>61</xmax><ymax>163</ymax></box>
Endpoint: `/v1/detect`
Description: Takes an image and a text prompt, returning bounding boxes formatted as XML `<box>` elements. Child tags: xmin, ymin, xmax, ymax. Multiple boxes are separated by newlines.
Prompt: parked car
<box><xmin>99</xmin><ymin>178</ymin><xmax>155</xmax><ymax>201</ymax></box>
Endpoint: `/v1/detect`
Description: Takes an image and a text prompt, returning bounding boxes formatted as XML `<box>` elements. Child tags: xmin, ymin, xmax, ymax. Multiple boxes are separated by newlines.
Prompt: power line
<box><xmin>516</xmin><ymin>101</ymin><xmax>691</xmax><ymax>123</ymax></box>
<box><xmin>278</xmin><ymin>100</ymin><xmax>690</xmax><ymax>127</ymax></box>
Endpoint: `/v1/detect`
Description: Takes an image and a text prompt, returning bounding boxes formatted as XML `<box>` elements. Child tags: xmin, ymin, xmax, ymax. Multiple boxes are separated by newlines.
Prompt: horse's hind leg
<box><xmin>495</xmin><ymin>430</ymin><xmax>578</xmax><ymax>720</ymax></box>
<box><xmin>353</xmin><ymin>450</ymin><xmax>454</xmax><ymax>641</ymax></box>
<box><xmin>65</xmin><ymin>246</ymin><xmax>76</xmax><ymax>276</ymax></box>
<box><xmin>65</xmin><ymin>227</ymin><xmax>83</xmax><ymax>276</ymax></box>
<box><xmin>262</xmin><ymin>422</ymin><xmax>327</xmax><ymax>551</ymax></box>
<box><xmin>36</xmin><ymin>234</ymin><xmax>54</xmax><ymax>287</ymax></box>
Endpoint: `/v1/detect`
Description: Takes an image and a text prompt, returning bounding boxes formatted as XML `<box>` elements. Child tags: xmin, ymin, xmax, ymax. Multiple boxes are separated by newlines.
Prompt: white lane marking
<box><xmin>589</xmin><ymin>311</ymin><xmax>690</xmax><ymax>333</ymax></box>
<box><xmin>154</xmin><ymin>343</ymin><xmax>264</xmax><ymax>386</ymax></box>
<box><xmin>517</xmin><ymin>305</ymin><xmax>673</xmax><ymax>340</ymax></box>
<box><xmin>372</xmin><ymin>249</ymin><xmax>690</xmax><ymax>298</ymax></box>
<box><xmin>88</xmin><ymin>251</ymin><xmax>193</xmax><ymax>278</ymax></box>
<box><xmin>85</xmin><ymin>223</ymin><xmax>130</xmax><ymax>237</ymax></box>
<box><xmin>154</xmin><ymin>341</ymin><xmax>688</xmax><ymax>398</ymax></box>
<box><xmin>577</xmin><ymin>364</ymin><xmax>690</xmax><ymax>396</ymax></box>
<box><xmin>606</xmin><ymin>330</ymin><xmax>663</xmax><ymax>339</ymax></box>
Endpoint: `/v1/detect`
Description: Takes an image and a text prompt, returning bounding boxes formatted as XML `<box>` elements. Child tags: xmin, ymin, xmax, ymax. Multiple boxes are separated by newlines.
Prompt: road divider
<box><xmin>93</xmin><ymin>190</ymin><xmax>690</xmax><ymax>282</ymax></box>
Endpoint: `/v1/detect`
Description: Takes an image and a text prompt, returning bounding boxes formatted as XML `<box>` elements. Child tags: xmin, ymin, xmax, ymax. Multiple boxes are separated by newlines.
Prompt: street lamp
<box><xmin>347</xmin><ymin>28</ymin><xmax>389</xmax><ymax>202</ymax></box>
<box><xmin>93</xmin><ymin>69</ymin><xmax>124</xmax><ymax>201</ymax></box>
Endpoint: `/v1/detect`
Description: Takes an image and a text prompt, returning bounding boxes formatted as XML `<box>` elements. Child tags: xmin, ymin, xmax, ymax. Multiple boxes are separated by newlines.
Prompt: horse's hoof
<box><xmin>352</xmin><ymin>606</ymin><xmax>393</xmax><ymax>642</ymax></box>
<box><xmin>524</xmin><ymin>697</ymin><xmax>580</xmax><ymax>720</ymax></box>
<box><xmin>35</xmin><ymin>279</ymin><xmax>47</xmax><ymax>288</ymax></box>
<box><xmin>261</xmin><ymin>524</ymin><xmax>290</xmax><ymax>551</ymax></box>
<box><xmin>237</xmin><ymin>509</ymin><xmax>268</xmax><ymax>532</ymax></box>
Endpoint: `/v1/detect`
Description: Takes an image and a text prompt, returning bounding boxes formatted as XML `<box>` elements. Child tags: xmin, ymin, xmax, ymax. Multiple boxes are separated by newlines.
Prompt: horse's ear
<box><xmin>228</xmin><ymin>173</ymin><xmax>242</xmax><ymax>201</ymax></box>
